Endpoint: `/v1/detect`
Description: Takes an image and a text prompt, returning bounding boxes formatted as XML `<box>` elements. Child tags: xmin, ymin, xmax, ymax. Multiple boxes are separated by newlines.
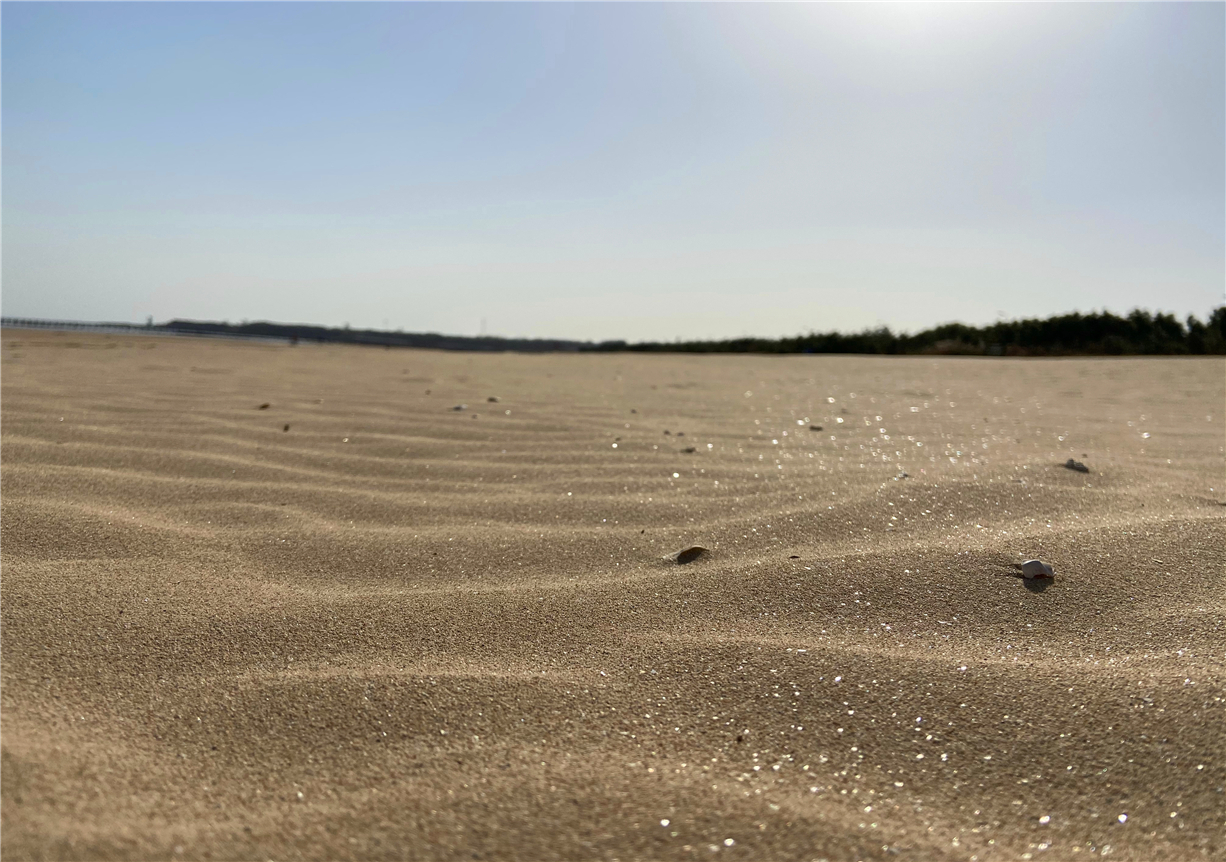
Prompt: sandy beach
<box><xmin>2</xmin><ymin>330</ymin><xmax>1222</xmax><ymax>861</ymax></box>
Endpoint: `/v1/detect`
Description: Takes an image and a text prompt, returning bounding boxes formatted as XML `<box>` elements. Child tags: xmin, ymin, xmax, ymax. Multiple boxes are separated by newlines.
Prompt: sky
<box><xmin>3</xmin><ymin>2</ymin><xmax>1223</xmax><ymax>342</ymax></box>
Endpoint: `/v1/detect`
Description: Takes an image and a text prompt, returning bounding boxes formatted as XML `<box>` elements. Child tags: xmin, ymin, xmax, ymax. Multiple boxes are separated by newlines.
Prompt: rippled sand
<box><xmin>2</xmin><ymin>330</ymin><xmax>1222</xmax><ymax>861</ymax></box>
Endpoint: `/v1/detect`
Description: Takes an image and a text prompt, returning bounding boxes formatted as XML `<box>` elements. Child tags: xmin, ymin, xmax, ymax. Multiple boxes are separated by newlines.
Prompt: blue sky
<box><xmin>4</xmin><ymin>2</ymin><xmax>1223</xmax><ymax>341</ymax></box>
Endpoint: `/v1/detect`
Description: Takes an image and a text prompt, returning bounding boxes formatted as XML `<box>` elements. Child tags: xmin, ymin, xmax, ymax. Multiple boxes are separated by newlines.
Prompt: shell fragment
<box><xmin>666</xmin><ymin>546</ymin><xmax>708</xmax><ymax>564</ymax></box>
<box><xmin>1019</xmin><ymin>559</ymin><xmax>1055</xmax><ymax>579</ymax></box>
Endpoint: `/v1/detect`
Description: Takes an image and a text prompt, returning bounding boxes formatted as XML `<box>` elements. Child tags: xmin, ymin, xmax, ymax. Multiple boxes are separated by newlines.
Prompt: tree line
<box><xmin>6</xmin><ymin>308</ymin><xmax>1222</xmax><ymax>356</ymax></box>
<box><xmin>162</xmin><ymin>319</ymin><xmax>585</xmax><ymax>352</ymax></box>
<box><xmin>583</xmin><ymin>307</ymin><xmax>1226</xmax><ymax>356</ymax></box>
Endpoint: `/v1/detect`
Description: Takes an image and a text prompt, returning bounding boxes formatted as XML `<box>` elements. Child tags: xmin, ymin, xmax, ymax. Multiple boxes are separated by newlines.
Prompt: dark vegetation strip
<box><xmin>4</xmin><ymin>307</ymin><xmax>1224</xmax><ymax>356</ymax></box>
<box><xmin>588</xmin><ymin>308</ymin><xmax>1226</xmax><ymax>355</ymax></box>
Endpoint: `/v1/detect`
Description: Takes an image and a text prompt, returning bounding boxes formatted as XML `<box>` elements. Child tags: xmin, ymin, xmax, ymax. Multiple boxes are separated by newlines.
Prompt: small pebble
<box><xmin>1019</xmin><ymin>559</ymin><xmax>1055</xmax><ymax>579</ymax></box>
<box><xmin>666</xmin><ymin>546</ymin><xmax>708</xmax><ymax>564</ymax></box>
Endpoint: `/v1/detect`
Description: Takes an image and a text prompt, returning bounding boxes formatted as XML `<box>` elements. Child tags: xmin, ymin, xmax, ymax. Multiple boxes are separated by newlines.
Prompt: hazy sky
<box><xmin>4</xmin><ymin>2</ymin><xmax>1223</xmax><ymax>341</ymax></box>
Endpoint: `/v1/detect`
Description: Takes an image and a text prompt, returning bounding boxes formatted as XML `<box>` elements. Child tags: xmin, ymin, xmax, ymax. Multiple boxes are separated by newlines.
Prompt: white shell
<box><xmin>1020</xmin><ymin>559</ymin><xmax>1055</xmax><ymax>579</ymax></box>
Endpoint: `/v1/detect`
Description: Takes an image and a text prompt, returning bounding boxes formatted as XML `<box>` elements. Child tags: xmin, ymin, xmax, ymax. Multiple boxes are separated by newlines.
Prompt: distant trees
<box><xmin>585</xmin><ymin>308</ymin><xmax>1226</xmax><ymax>356</ymax></box>
<box><xmin>8</xmin><ymin>308</ymin><xmax>1220</xmax><ymax>356</ymax></box>
<box><xmin>161</xmin><ymin>320</ymin><xmax>585</xmax><ymax>352</ymax></box>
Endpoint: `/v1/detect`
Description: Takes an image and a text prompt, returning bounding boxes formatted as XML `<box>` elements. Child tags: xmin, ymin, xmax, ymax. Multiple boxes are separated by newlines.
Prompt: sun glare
<box><xmin>846</xmin><ymin>2</ymin><xmax>992</xmax><ymax>49</ymax></box>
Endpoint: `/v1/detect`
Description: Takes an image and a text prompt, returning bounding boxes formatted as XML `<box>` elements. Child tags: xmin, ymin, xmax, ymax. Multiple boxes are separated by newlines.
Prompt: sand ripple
<box><xmin>3</xmin><ymin>332</ymin><xmax>1223</xmax><ymax>860</ymax></box>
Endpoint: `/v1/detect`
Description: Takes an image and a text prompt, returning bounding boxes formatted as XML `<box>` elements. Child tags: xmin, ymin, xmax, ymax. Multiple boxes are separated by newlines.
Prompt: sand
<box><xmin>2</xmin><ymin>329</ymin><xmax>1222</xmax><ymax>861</ymax></box>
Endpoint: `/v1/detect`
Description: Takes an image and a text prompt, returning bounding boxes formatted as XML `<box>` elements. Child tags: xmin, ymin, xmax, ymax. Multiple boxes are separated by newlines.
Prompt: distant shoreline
<box><xmin>4</xmin><ymin>307</ymin><xmax>1224</xmax><ymax>356</ymax></box>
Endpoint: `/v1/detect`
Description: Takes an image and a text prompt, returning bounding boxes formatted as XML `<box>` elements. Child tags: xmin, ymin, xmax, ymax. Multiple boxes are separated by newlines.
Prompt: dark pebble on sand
<box><xmin>666</xmin><ymin>546</ymin><xmax>708</xmax><ymax>564</ymax></box>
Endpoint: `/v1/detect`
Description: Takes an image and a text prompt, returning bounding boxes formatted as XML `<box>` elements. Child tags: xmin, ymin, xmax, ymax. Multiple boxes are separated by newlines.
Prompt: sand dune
<box><xmin>2</xmin><ymin>330</ymin><xmax>1222</xmax><ymax>861</ymax></box>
